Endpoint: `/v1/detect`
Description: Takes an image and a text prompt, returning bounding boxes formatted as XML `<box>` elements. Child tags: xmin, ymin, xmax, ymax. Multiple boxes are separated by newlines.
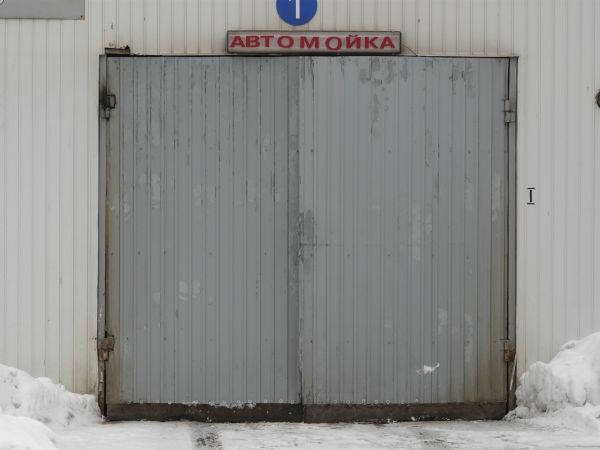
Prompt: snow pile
<box><xmin>0</xmin><ymin>415</ymin><xmax>58</xmax><ymax>450</ymax></box>
<box><xmin>0</xmin><ymin>364</ymin><xmax>101</xmax><ymax>427</ymax></box>
<box><xmin>507</xmin><ymin>332</ymin><xmax>600</xmax><ymax>431</ymax></box>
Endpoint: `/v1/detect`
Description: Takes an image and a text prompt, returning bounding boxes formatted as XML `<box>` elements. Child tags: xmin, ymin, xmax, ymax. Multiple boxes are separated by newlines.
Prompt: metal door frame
<box><xmin>506</xmin><ymin>57</ymin><xmax>518</xmax><ymax>410</ymax></box>
<box><xmin>98</xmin><ymin>54</ymin><xmax>108</xmax><ymax>415</ymax></box>
<box><xmin>97</xmin><ymin>54</ymin><xmax>518</xmax><ymax>421</ymax></box>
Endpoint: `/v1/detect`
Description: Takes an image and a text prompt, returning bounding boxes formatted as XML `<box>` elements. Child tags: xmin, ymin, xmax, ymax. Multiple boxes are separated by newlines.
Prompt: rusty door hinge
<box><xmin>102</xmin><ymin>94</ymin><xmax>117</xmax><ymax>119</ymax></box>
<box><xmin>503</xmin><ymin>340</ymin><xmax>516</xmax><ymax>363</ymax></box>
<box><xmin>504</xmin><ymin>98</ymin><xmax>516</xmax><ymax>124</ymax></box>
<box><xmin>98</xmin><ymin>334</ymin><xmax>115</xmax><ymax>362</ymax></box>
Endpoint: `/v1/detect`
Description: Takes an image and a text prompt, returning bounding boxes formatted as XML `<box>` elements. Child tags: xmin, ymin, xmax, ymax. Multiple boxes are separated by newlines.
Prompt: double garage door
<box><xmin>102</xmin><ymin>56</ymin><xmax>515</xmax><ymax>421</ymax></box>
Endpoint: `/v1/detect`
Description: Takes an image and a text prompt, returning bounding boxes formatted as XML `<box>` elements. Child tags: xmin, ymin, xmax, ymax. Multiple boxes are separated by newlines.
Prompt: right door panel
<box><xmin>299</xmin><ymin>56</ymin><xmax>510</xmax><ymax>405</ymax></box>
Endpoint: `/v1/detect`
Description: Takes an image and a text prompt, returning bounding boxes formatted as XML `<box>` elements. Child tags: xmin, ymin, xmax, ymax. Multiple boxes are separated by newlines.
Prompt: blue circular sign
<box><xmin>276</xmin><ymin>0</ymin><xmax>318</xmax><ymax>26</ymax></box>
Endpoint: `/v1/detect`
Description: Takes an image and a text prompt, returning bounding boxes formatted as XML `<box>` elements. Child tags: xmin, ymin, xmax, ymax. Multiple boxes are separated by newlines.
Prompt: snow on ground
<box><xmin>0</xmin><ymin>364</ymin><xmax>100</xmax><ymax>427</ymax></box>
<box><xmin>507</xmin><ymin>331</ymin><xmax>600</xmax><ymax>433</ymax></box>
<box><xmin>55</xmin><ymin>420</ymin><xmax>600</xmax><ymax>450</ymax></box>
<box><xmin>0</xmin><ymin>364</ymin><xmax>100</xmax><ymax>450</ymax></box>
<box><xmin>0</xmin><ymin>415</ymin><xmax>58</xmax><ymax>450</ymax></box>
<box><xmin>6</xmin><ymin>332</ymin><xmax>600</xmax><ymax>449</ymax></box>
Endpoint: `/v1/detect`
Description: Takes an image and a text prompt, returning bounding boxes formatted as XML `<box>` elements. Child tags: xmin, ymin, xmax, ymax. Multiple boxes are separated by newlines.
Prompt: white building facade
<box><xmin>0</xmin><ymin>0</ymin><xmax>599</xmax><ymax>399</ymax></box>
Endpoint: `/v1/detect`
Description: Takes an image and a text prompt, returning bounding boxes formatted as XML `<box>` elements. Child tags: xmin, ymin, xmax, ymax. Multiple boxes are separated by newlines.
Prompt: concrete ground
<box><xmin>57</xmin><ymin>420</ymin><xmax>600</xmax><ymax>450</ymax></box>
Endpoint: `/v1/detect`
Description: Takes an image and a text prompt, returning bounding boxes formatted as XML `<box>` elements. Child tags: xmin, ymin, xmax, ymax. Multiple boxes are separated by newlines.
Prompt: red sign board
<box><xmin>227</xmin><ymin>31</ymin><xmax>402</xmax><ymax>55</ymax></box>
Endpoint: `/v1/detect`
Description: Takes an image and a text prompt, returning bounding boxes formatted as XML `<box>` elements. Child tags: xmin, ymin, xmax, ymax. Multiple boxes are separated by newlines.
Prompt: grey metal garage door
<box><xmin>101</xmin><ymin>56</ymin><xmax>515</xmax><ymax>419</ymax></box>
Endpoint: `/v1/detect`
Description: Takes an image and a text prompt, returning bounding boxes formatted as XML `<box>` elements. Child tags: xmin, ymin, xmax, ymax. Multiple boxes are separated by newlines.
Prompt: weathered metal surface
<box><xmin>506</xmin><ymin>58</ymin><xmax>518</xmax><ymax>412</ymax></box>
<box><xmin>299</xmin><ymin>57</ymin><xmax>510</xmax><ymax>405</ymax></box>
<box><xmin>106</xmin><ymin>402</ymin><xmax>505</xmax><ymax>423</ymax></box>
<box><xmin>303</xmin><ymin>402</ymin><xmax>507</xmax><ymax>423</ymax></box>
<box><xmin>0</xmin><ymin>0</ymin><xmax>84</xmax><ymax>19</ymax></box>
<box><xmin>105</xmin><ymin>56</ymin><xmax>300</xmax><ymax>405</ymax></box>
<box><xmin>97</xmin><ymin>334</ymin><xmax>115</xmax><ymax>362</ymax></box>
<box><xmin>105</xmin><ymin>55</ymin><xmax>511</xmax><ymax>415</ymax></box>
<box><xmin>107</xmin><ymin>403</ymin><xmax>304</xmax><ymax>423</ymax></box>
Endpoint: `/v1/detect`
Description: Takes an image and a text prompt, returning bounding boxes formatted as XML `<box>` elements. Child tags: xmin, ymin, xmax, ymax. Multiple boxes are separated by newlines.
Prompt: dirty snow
<box><xmin>0</xmin><ymin>364</ymin><xmax>100</xmax><ymax>450</ymax></box>
<box><xmin>5</xmin><ymin>331</ymin><xmax>600</xmax><ymax>449</ymax></box>
<box><xmin>507</xmin><ymin>331</ymin><xmax>600</xmax><ymax>433</ymax></box>
<box><xmin>0</xmin><ymin>364</ymin><xmax>100</xmax><ymax>427</ymax></box>
<box><xmin>55</xmin><ymin>420</ymin><xmax>600</xmax><ymax>450</ymax></box>
<box><xmin>0</xmin><ymin>415</ymin><xmax>58</xmax><ymax>450</ymax></box>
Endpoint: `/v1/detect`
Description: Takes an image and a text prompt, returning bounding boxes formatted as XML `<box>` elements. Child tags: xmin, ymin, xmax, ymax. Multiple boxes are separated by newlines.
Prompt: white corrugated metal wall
<box><xmin>0</xmin><ymin>0</ymin><xmax>598</xmax><ymax>393</ymax></box>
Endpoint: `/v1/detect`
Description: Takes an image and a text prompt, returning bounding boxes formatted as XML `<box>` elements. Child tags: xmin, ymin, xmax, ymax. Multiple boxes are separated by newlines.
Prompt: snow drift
<box><xmin>0</xmin><ymin>364</ymin><xmax>100</xmax><ymax>427</ymax></box>
<box><xmin>514</xmin><ymin>333</ymin><xmax>600</xmax><ymax>412</ymax></box>
<box><xmin>0</xmin><ymin>415</ymin><xmax>58</xmax><ymax>450</ymax></box>
<box><xmin>508</xmin><ymin>332</ymin><xmax>600</xmax><ymax>431</ymax></box>
<box><xmin>0</xmin><ymin>364</ymin><xmax>101</xmax><ymax>449</ymax></box>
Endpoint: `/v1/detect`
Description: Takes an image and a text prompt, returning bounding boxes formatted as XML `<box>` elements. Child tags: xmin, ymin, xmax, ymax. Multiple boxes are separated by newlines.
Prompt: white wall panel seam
<box><xmin>42</xmin><ymin>20</ymin><xmax>49</xmax><ymax>379</ymax></box>
<box><xmin>591</xmin><ymin>0</ymin><xmax>596</xmax><ymax>333</ymax></box>
<box><xmin>16</xmin><ymin>20</ymin><xmax>22</xmax><ymax>372</ymax></box>
<box><xmin>595</xmin><ymin>0</ymin><xmax>600</xmax><ymax>337</ymax></box>
<box><xmin>549</xmin><ymin>0</ymin><xmax>557</xmax><ymax>353</ymax></box>
<box><xmin>58</xmin><ymin>21</ymin><xmax>64</xmax><ymax>387</ymax></box>
<box><xmin>1</xmin><ymin>21</ymin><xmax>6</xmax><ymax>365</ymax></box>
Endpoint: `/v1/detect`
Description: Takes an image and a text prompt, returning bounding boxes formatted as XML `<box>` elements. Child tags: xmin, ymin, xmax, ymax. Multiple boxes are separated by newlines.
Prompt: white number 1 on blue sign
<box><xmin>276</xmin><ymin>0</ymin><xmax>317</xmax><ymax>26</ymax></box>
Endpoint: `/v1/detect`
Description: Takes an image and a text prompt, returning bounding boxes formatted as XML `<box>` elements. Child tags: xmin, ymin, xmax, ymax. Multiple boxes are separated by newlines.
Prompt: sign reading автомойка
<box><xmin>227</xmin><ymin>31</ymin><xmax>402</xmax><ymax>55</ymax></box>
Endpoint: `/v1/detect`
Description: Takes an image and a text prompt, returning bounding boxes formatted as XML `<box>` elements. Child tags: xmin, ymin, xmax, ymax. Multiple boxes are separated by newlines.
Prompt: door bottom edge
<box><xmin>106</xmin><ymin>401</ymin><xmax>507</xmax><ymax>423</ymax></box>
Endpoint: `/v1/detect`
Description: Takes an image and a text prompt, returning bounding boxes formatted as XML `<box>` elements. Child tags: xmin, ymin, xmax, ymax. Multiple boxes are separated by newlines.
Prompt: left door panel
<box><xmin>104</xmin><ymin>57</ymin><xmax>300</xmax><ymax>408</ymax></box>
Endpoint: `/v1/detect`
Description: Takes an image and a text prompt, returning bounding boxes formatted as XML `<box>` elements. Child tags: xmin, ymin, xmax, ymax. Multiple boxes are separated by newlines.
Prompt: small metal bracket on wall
<box><xmin>105</xmin><ymin>46</ymin><xmax>131</xmax><ymax>56</ymax></box>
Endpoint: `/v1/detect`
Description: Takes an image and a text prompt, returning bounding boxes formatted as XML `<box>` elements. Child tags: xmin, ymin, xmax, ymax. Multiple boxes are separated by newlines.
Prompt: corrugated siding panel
<box><xmin>299</xmin><ymin>56</ymin><xmax>509</xmax><ymax>404</ymax></box>
<box><xmin>105</xmin><ymin>57</ymin><xmax>299</xmax><ymax>404</ymax></box>
<box><xmin>0</xmin><ymin>0</ymin><xmax>599</xmax><ymax>392</ymax></box>
<box><xmin>0</xmin><ymin>16</ymin><xmax>103</xmax><ymax>393</ymax></box>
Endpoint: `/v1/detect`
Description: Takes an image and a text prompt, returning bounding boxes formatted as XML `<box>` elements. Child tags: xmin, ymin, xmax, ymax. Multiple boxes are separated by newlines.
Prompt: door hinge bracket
<box><xmin>98</xmin><ymin>334</ymin><xmax>115</xmax><ymax>362</ymax></box>
<box><xmin>504</xmin><ymin>98</ymin><xmax>515</xmax><ymax>124</ymax></box>
<box><xmin>502</xmin><ymin>339</ymin><xmax>516</xmax><ymax>363</ymax></box>
<box><xmin>102</xmin><ymin>94</ymin><xmax>117</xmax><ymax>119</ymax></box>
